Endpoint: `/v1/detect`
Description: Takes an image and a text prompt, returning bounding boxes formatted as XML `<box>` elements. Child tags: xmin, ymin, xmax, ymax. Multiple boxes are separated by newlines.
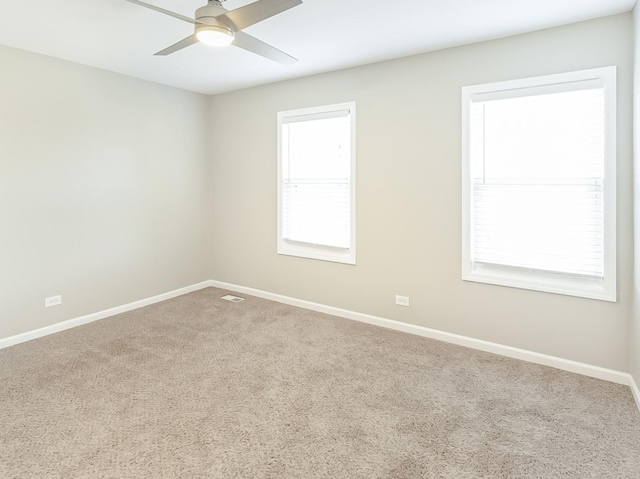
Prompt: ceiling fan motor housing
<box><xmin>195</xmin><ymin>1</ymin><xmax>234</xmax><ymax>37</ymax></box>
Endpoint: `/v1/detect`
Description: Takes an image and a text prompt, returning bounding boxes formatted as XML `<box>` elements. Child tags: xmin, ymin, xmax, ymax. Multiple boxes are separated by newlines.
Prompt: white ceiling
<box><xmin>0</xmin><ymin>0</ymin><xmax>635</xmax><ymax>95</ymax></box>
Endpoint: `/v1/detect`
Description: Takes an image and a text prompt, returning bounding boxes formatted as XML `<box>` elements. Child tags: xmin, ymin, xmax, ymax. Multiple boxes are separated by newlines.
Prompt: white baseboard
<box><xmin>0</xmin><ymin>281</ymin><xmax>212</xmax><ymax>350</ymax></box>
<box><xmin>209</xmin><ymin>279</ymin><xmax>632</xmax><ymax>387</ymax></box>
<box><xmin>631</xmin><ymin>375</ymin><xmax>640</xmax><ymax>413</ymax></box>
<box><xmin>2</xmin><ymin>277</ymin><xmax>637</xmax><ymax>413</ymax></box>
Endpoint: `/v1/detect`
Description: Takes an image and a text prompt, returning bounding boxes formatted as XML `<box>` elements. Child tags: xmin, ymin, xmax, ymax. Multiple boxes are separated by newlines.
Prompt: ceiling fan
<box><xmin>125</xmin><ymin>0</ymin><xmax>302</xmax><ymax>64</ymax></box>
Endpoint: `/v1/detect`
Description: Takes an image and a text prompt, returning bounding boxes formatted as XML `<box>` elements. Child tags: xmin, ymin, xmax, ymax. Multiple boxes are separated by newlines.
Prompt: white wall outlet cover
<box><xmin>395</xmin><ymin>295</ymin><xmax>410</xmax><ymax>307</ymax></box>
<box><xmin>45</xmin><ymin>295</ymin><xmax>62</xmax><ymax>308</ymax></box>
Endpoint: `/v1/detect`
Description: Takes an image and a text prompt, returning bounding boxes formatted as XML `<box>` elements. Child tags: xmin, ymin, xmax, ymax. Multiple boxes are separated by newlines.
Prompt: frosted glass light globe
<box><xmin>197</xmin><ymin>27</ymin><xmax>234</xmax><ymax>47</ymax></box>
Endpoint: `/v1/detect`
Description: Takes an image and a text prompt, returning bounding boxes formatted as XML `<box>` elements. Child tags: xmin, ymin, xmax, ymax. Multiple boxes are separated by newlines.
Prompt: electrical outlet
<box><xmin>45</xmin><ymin>295</ymin><xmax>62</xmax><ymax>308</ymax></box>
<box><xmin>395</xmin><ymin>295</ymin><xmax>410</xmax><ymax>307</ymax></box>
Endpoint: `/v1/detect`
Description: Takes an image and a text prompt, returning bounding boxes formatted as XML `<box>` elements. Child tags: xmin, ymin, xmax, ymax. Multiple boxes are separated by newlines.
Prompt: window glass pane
<box><xmin>282</xmin><ymin>115</ymin><xmax>351</xmax><ymax>249</ymax></box>
<box><xmin>469</xmin><ymin>86</ymin><xmax>606</xmax><ymax>278</ymax></box>
<box><xmin>283</xmin><ymin>116</ymin><xmax>350</xmax><ymax>180</ymax></box>
<box><xmin>476</xmin><ymin>89</ymin><xmax>604</xmax><ymax>181</ymax></box>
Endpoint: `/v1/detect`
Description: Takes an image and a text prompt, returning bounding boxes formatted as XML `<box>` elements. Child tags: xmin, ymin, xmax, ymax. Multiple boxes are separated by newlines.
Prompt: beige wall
<box><xmin>0</xmin><ymin>46</ymin><xmax>212</xmax><ymax>339</ymax></box>
<box><xmin>209</xmin><ymin>14</ymin><xmax>634</xmax><ymax>372</ymax></box>
<box><xmin>1</xmin><ymin>14</ymin><xmax>635</xmax><ymax>375</ymax></box>
<box><xmin>632</xmin><ymin>7</ymin><xmax>640</xmax><ymax>385</ymax></box>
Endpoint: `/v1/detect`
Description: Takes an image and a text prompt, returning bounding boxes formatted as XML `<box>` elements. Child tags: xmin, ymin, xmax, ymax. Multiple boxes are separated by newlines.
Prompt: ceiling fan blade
<box><xmin>125</xmin><ymin>0</ymin><xmax>201</xmax><ymax>25</ymax></box>
<box><xmin>154</xmin><ymin>35</ymin><xmax>199</xmax><ymax>56</ymax></box>
<box><xmin>233</xmin><ymin>31</ymin><xmax>297</xmax><ymax>65</ymax></box>
<box><xmin>219</xmin><ymin>0</ymin><xmax>302</xmax><ymax>31</ymax></box>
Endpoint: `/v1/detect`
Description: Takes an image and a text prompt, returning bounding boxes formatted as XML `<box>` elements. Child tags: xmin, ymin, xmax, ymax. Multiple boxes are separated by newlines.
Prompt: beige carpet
<box><xmin>1</xmin><ymin>287</ymin><xmax>638</xmax><ymax>478</ymax></box>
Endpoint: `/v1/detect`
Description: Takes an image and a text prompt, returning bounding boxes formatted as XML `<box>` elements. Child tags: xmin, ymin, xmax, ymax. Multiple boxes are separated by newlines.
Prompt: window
<box><xmin>462</xmin><ymin>67</ymin><xmax>616</xmax><ymax>301</ymax></box>
<box><xmin>277</xmin><ymin>102</ymin><xmax>356</xmax><ymax>264</ymax></box>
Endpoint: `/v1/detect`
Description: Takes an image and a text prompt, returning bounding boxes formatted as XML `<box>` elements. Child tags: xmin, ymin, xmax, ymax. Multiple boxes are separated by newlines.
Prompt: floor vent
<box><xmin>221</xmin><ymin>295</ymin><xmax>245</xmax><ymax>303</ymax></box>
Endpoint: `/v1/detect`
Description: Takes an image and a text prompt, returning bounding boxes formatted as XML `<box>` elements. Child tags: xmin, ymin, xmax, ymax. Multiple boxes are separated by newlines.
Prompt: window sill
<box><xmin>278</xmin><ymin>242</ymin><xmax>355</xmax><ymax>265</ymax></box>
<box><xmin>463</xmin><ymin>264</ymin><xmax>615</xmax><ymax>302</ymax></box>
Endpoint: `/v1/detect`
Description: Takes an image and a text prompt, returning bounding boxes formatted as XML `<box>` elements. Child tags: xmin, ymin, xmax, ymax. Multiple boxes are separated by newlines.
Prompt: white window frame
<box><xmin>277</xmin><ymin>102</ymin><xmax>356</xmax><ymax>264</ymax></box>
<box><xmin>461</xmin><ymin>67</ymin><xmax>617</xmax><ymax>302</ymax></box>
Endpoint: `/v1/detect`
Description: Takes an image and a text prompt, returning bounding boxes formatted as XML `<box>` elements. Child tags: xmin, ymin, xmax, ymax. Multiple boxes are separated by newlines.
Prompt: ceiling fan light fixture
<box><xmin>128</xmin><ymin>0</ymin><xmax>300</xmax><ymax>63</ymax></box>
<box><xmin>196</xmin><ymin>25</ymin><xmax>235</xmax><ymax>47</ymax></box>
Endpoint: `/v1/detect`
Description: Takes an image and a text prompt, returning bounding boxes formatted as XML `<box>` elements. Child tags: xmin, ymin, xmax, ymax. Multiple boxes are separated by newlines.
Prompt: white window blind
<box><xmin>278</xmin><ymin>102</ymin><xmax>356</xmax><ymax>264</ymax></box>
<box><xmin>462</xmin><ymin>67</ymin><xmax>616</xmax><ymax>301</ymax></box>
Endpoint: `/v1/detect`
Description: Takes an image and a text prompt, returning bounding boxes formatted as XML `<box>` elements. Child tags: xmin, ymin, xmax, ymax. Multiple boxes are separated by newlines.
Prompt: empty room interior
<box><xmin>2</xmin><ymin>0</ymin><xmax>640</xmax><ymax>477</ymax></box>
